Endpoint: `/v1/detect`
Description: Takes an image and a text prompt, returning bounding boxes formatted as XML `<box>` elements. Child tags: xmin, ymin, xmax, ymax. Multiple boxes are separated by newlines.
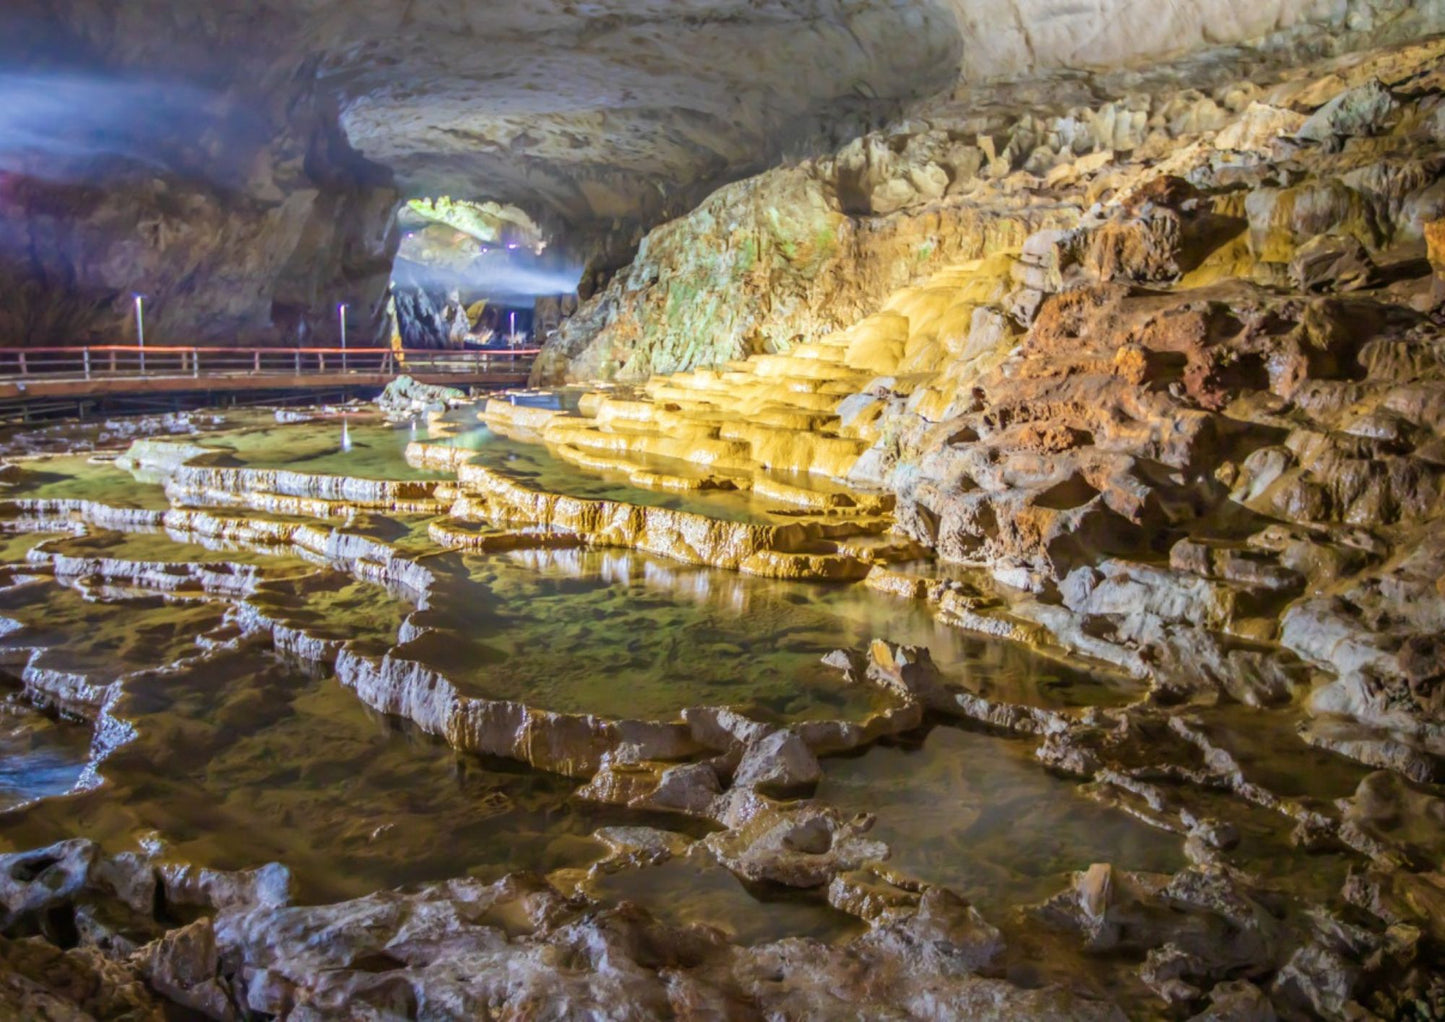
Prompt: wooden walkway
<box><xmin>0</xmin><ymin>345</ymin><xmax>538</xmax><ymax>402</ymax></box>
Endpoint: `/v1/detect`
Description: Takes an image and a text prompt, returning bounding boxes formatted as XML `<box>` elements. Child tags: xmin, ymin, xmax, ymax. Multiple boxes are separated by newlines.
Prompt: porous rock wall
<box><xmin>534</xmin><ymin>0</ymin><xmax>1445</xmax><ymax>384</ymax></box>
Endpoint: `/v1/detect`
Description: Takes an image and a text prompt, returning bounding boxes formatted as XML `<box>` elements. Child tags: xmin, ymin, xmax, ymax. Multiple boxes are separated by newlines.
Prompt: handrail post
<box><xmin>17</xmin><ymin>352</ymin><xmax>25</xmax><ymax>377</ymax></box>
<box><xmin>109</xmin><ymin>351</ymin><xmax>116</xmax><ymax>374</ymax></box>
<box><xmin>83</xmin><ymin>348</ymin><xmax>91</xmax><ymax>380</ymax></box>
<box><xmin>254</xmin><ymin>350</ymin><xmax>261</xmax><ymax>374</ymax></box>
<box><xmin>294</xmin><ymin>350</ymin><xmax>300</xmax><ymax>374</ymax></box>
<box><xmin>192</xmin><ymin>347</ymin><xmax>200</xmax><ymax>378</ymax></box>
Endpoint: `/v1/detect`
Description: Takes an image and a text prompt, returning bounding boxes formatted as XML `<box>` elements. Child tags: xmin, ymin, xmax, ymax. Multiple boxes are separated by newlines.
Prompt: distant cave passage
<box><xmin>387</xmin><ymin>198</ymin><xmax>581</xmax><ymax>351</ymax></box>
<box><xmin>390</xmin><ymin>281</ymin><xmax>540</xmax><ymax>351</ymax></box>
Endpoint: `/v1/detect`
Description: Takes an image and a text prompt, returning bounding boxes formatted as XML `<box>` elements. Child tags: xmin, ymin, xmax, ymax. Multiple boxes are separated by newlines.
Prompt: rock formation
<box><xmin>535</xmin><ymin>21</ymin><xmax>1445</xmax><ymax>383</ymax></box>
<box><xmin>519</xmin><ymin>36</ymin><xmax>1445</xmax><ymax>773</ymax></box>
<box><xmin>3</xmin><ymin>3</ymin><xmax>1445</xmax><ymax>1021</ymax></box>
<box><xmin>0</xmin><ymin>5</ymin><xmax>400</xmax><ymax>346</ymax></box>
<box><xmin>0</xmin><ymin>379</ymin><xmax>1436</xmax><ymax>1016</ymax></box>
<box><xmin>5</xmin><ymin>0</ymin><xmax>1443</xmax><ymax>345</ymax></box>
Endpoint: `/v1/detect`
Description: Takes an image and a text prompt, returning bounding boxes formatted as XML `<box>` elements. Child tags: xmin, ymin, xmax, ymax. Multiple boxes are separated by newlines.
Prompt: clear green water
<box><xmin>815</xmin><ymin>725</ymin><xmax>1186</xmax><ymax>916</ymax></box>
<box><xmin>394</xmin><ymin>547</ymin><xmax>1138</xmax><ymax>720</ymax></box>
<box><xmin>5</xmin><ymin>454</ymin><xmax>174</xmax><ymax>509</ymax></box>
<box><xmin>394</xmin><ymin>548</ymin><xmax>957</xmax><ymax>721</ymax></box>
<box><xmin>197</xmin><ymin>420</ymin><xmax>451</xmax><ymax>481</ymax></box>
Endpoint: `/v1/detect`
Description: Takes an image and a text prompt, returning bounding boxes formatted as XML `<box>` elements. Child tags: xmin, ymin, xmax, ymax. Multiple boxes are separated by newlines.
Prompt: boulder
<box><xmin>731</xmin><ymin>730</ymin><xmax>822</xmax><ymax>797</ymax></box>
<box><xmin>0</xmin><ymin>936</ymin><xmax>166</xmax><ymax>1022</ymax></box>
<box><xmin>131</xmin><ymin>918</ymin><xmax>235</xmax><ymax>1021</ymax></box>
<box><xmin>1297</xmin><ymin>79</ymin><xmax>1398</xmax><ymax>143</ymax></box>
<box><xmin>0</xmin><ymin>840</ymin><xmax>100</xmax><ymax>930</ymax></box>
<box><xmin>704</xmin><ymin>803</ymin><xmax>889</xmax><ymax>888</ymax></box>
<box><xmin>376</xmin><ymin>375</ymin><xmax>466</xmax><ymax>421</ymax></box>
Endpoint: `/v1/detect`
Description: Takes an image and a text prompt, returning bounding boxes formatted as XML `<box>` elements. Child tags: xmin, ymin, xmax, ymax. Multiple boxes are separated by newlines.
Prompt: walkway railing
<box><xmin>0</xmin><ymin>345</ymin><xmax>540</xmax><ymax>382</ymax></box>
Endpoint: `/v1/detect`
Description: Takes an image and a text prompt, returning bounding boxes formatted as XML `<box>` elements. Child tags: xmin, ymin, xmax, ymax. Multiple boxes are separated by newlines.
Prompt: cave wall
<box><xmin>0</xmin><ymin>88</ymin><xmax>399</xmax><ymax>348</ymax></box>
<box><xmin>535</xmin><ymin>0</ymin><xmax>1445</xmax><ymax>384</ymax></box>
<box><xmin>940</xmin><ymin>0</ymin><xmax>1445</xmax><ymax>80</ymax></box>
<box><xmin>0</xmin><ymin>6</ymin><xmax>399</xmax><ymax>349</ymax></box>
<box><xmin>531</xmin><ymin>162</ymin><xmax>1061</xmax><ymax>383</ymax></box>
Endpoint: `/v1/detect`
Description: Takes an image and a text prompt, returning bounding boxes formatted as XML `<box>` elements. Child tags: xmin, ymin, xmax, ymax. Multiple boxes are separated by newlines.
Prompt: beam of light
<box><xmin>392</xmin><ymin>255</ymin><xmax>582</xmax><ymax>302</ymax></box>
<box><xmin>0</xmin><ymin>72</ymin><xmax>253</xmax><ymax>185</ymax></box>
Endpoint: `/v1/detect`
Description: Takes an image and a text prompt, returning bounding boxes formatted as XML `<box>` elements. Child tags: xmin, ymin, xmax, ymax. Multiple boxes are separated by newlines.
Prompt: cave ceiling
<box><xmin>9</xmin><ymin>0</ymin><xmax>1432</xmax><ymax>233</ymax></box>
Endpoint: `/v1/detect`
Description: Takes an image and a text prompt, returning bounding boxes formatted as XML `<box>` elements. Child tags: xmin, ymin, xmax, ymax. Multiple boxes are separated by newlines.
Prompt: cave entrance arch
<box><xmin>388</xmin><ymin>197</ymin><xmax>579</xmax><ymax>352</ymax></box>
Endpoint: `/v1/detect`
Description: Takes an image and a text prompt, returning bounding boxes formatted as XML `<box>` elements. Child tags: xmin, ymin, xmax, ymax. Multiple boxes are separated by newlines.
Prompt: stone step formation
<box><xmin>506</xmin><ymin>33</ymin><xmax>1445</xmax><ymax>780</ymax></box>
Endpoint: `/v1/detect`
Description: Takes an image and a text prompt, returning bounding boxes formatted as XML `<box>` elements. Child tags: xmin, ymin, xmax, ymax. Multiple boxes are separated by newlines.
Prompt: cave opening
<box><xmin>388</xmin><ymin>196</ymin><xmax>580</xmax><ymax>352</ymax></box>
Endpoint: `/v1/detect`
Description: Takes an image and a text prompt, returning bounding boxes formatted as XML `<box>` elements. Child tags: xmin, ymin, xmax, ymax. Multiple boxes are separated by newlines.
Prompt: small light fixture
<box><xmin>132</xmin><ymin>293</ymin><xmax>147</xmax><ymax>371</ymax></box>
<box><xmin>338</xmin><ymin>303</ymin><xmax>349</xmax><ymax>370</ymax></box>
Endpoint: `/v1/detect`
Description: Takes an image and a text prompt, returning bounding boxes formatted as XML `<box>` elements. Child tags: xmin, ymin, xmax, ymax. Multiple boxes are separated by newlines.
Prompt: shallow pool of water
<box><xmin>590</xmin><ymin>854</ymin><xmax>862</xmax><ymax>945</ymax></box>
<box><xmin>398</xmin><ymin>547</ymin><xmax>1138</xmax><ymax>720</ymax></box>
<box><xmin>0</xmin><ymin>579</ymin><xmax>225</xmax><ymax>679</ymax></box>
<box><xmin>5</xmin><ymin>454</ymin><xmax>173</xmax><ymax>509</ymax></box>
<box><xmin>0</xmin><ymin>650</ymin><xmax>713</xmax><ymax>905</ymax></box>
<box><xmin>393</xmin><ymin>548</ymin><xmax>975</xmax><ymax>721</ymax></box>
<box><xmin>816</xmin><ymin>724</ymin><xmax>1185</xmax><ymax>915</ymax></box>
<box><xmin>199</xmin><ymin>420</ymin><xmax>450</xmax><ymax>481</ymax></box>
<box><xmin>0</xmin><ymin>706</ymin><xmax>89</xmax><ymax>812</ymax></box>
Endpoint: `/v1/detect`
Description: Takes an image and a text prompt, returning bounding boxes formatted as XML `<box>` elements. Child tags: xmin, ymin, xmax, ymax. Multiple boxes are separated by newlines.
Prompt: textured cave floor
<box><xmin>0</xmin><ymin>407</ymin><xmax>1432</xmax><ymax>1019</ymax></box>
